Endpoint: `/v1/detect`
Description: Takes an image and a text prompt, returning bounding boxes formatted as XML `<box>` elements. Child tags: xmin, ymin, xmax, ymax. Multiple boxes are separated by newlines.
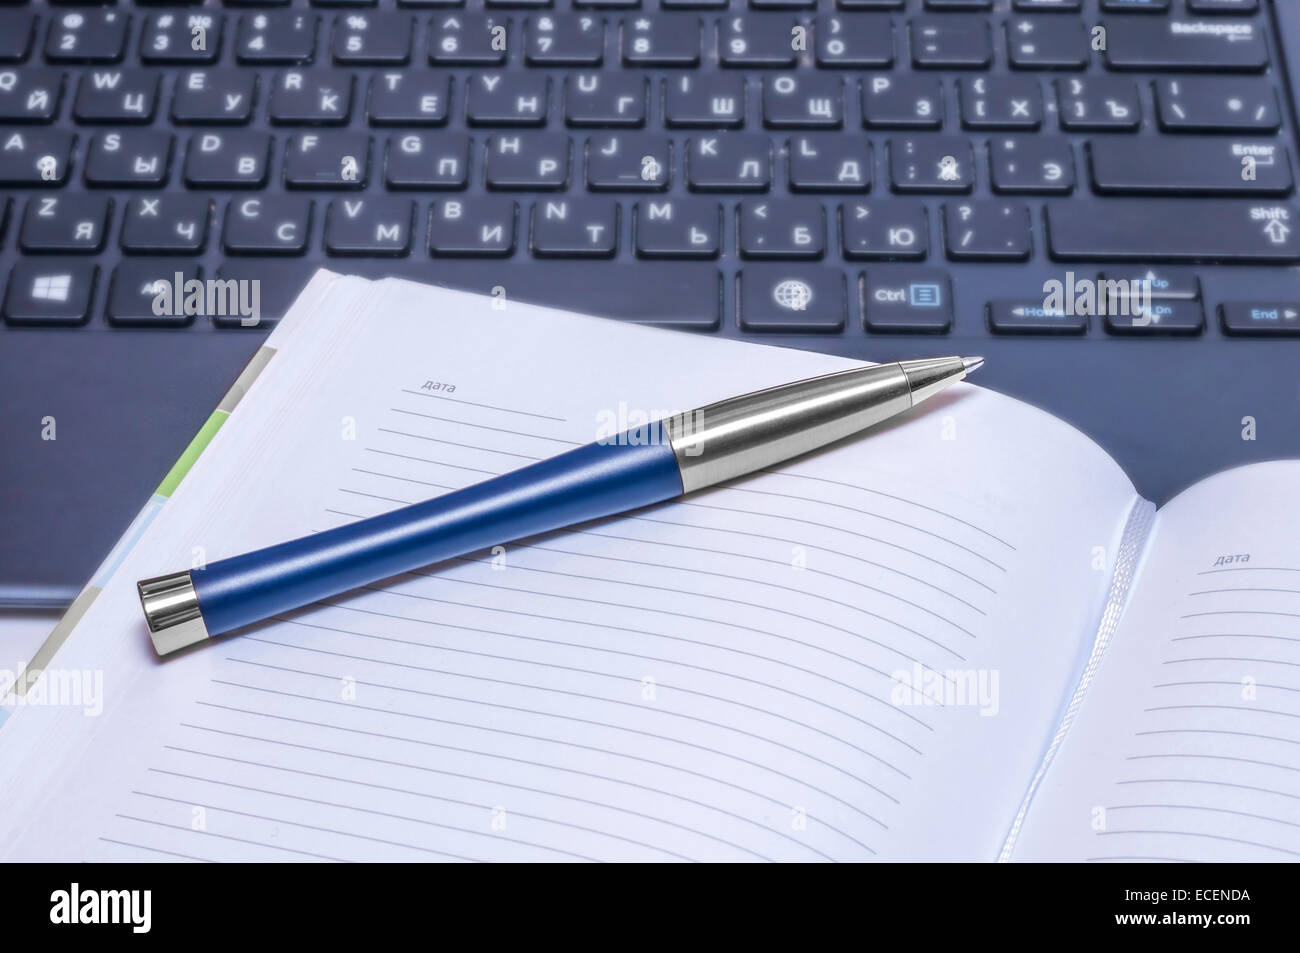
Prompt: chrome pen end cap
<box><xmin>137</xmin><ymin>571</ymin><xmax>211</xmax><ymax>657</ymax></box>
<box><xmin>961</xmin><ymin>356</ymin><xmax>985</xmax><ymax>376</ymax></box>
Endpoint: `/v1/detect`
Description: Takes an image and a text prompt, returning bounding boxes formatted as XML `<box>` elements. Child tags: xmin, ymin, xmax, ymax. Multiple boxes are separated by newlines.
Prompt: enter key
<box><xmin>1089</xmin><ymin>138</ymin><xmax>1293</xmax><ymax>196</ymax></box>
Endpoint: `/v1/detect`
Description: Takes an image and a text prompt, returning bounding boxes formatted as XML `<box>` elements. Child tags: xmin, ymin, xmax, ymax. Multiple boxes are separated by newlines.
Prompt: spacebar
<box><xmin>1045</xmin><ymin>200</ymin><xmax>1300</xmax><ymax>262</ymax></box>
<box><xmin>420</xmin><ymin>260</ymin><xmax>721</xmax><ymax>330</ymax></box>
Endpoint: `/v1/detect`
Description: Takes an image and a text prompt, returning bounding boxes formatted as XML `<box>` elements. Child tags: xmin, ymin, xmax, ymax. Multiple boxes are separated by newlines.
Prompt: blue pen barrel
<box><xmin>190</xmin><ymin>428</ymin><xmax>684</xmax><ymax>637</ymax></box>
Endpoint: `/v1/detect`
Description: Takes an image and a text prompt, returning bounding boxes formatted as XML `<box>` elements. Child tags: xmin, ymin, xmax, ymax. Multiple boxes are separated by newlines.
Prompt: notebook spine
<box><xmin>996</xmin><ymin>495</ymin><xmax>1157</xmax><ymax>862</ymax></box>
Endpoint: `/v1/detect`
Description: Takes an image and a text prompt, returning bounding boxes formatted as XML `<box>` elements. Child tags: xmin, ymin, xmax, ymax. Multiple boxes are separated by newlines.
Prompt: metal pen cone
<box><xmin>900</xmin><ymin>356</ymin><xmax>972</xmax><ymax>406</ymax></box>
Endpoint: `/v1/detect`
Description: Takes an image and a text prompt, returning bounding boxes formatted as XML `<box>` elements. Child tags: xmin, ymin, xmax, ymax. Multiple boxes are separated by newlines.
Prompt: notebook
<box><xmin>1</xmin><ymin>271</ymin><xmax>1297</xmax><ymax>863</ymax></box>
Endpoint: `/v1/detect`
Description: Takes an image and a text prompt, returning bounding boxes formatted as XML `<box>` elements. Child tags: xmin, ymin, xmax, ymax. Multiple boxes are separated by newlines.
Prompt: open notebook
<box><xmin>1</xmin><ymin>272</ymin><xmax>1297</xmax><ymax>863</ymax></box>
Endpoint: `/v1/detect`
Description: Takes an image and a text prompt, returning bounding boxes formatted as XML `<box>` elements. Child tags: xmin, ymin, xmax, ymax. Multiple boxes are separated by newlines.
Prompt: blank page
<box><xmin>1010</xmin><ymin>461</ymin><xmax>1300</xmax><ymax>862</ymax></box>
<box><xmin>0</xmin><ymin>275</ymin><xmax>1139</xmax><ymax>861</ymax></box>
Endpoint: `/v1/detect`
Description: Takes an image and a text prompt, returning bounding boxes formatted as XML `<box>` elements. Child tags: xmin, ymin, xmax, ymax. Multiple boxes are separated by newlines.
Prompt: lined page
<box><xmin>0</xmin><ymin>276</ymin><xmax>1139</xmax><ymax>861</ymax></box>
<box><xmin>1011</xmin><ymin>461</ymin><xmax>1300</xmax><ymax>862</ymax></box>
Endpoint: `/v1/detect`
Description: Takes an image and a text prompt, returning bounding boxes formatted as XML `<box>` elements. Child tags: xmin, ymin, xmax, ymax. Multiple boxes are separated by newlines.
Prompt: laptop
<box><xmin>1</xmin><ymin>0</ymin><xmax>1297</xmax><ymax>607</ymax></box>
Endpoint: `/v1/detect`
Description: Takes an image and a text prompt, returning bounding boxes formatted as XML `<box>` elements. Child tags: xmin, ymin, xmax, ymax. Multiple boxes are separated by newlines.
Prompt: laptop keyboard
<box><xmin>0</xmin><ymin>0</ymin><xmax>1296</xmax><ymax>336</ymax></box>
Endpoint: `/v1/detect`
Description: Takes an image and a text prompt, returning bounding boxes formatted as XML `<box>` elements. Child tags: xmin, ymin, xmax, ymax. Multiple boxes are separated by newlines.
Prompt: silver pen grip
<box><xmin>663</xmin><ymin>359</ymin><xmax>965</xmax><ymax>494</ymax></box>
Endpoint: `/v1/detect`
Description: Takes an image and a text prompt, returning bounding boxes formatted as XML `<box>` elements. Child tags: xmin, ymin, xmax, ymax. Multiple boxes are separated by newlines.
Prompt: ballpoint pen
<box><xmin>138</xmin><ymin>356</ymin><xmax>984</xmax><ymax>656</ymax></box>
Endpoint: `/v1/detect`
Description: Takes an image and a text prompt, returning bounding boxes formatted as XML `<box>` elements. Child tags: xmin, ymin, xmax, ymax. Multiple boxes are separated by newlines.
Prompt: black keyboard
<box><xmin>0</xmin><ymin>0</ymin><xmax>1295</xmax><ymax>337</ymax></box>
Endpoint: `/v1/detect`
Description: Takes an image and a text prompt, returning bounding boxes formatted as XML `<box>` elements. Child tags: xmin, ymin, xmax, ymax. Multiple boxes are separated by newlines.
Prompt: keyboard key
<box><xmin>368</xmin><ymin>73</ymin><xmax>449</xmax><ymax>126</ymax></box>
<box><xmin>0</xmin><ymin>11</ymin><xmax>35</xmax><ymax>64</ymax></box>
<box><xmin>325</xmin><ymin>197</ymin><xmax>414</xmax><ymax>255</ymax></box>
<box><xmin>944</xmin><ymin>201</ymin><xmax>1031</xmax><ymax>260</ymax></box>
<box><xmin>910</xmin><ymin>16</ymin><xmax>992</xmax><ymax>69</ymax></box>
<box><xmin>565</xmin><ymin>73</ymin><xmax>646</xmax><ymax>127</ymax></box>
<box><xmin>815</xmin><ymin>14</ymin><xmax>894</xmax><ymax>68</ymax></box>
<box><xmin>73</xmin><ymin>70</ymin><xmax>160</xmax><ymax>124</ymax></box>
<box><xmin>1154</xmin><ymin>77</ymin><xmax>1280</xmax><ymax>132</ymax></box>
<box><xmin>171</xmin><ymin>70</ymin><xmax>257</xmax><ymax>124</ymax></box>
<box><xmin>20</xmin><ymin>195</ymin><xmax>110</xmax><ymax>253</ymax></box>
<box><xmin>331</xmin><ymin>12</ymin><xmax>413</xmax><ymax>64</ymax></box>
<box><xmin>384</xmin><ymin>132</ymin><xmax>469</xmax><ymax>189</ymax></box>
<box><xmin>739</xmin><ymin>199</ymin><xmax>825</xmax><ymax>258</ymax></box>
<box><xmin>1101</xmin><ymin>0</ymin><xmax>1170</xmax><ymax>9</ymax></box>
<box><xmin>841</xmin><ymin>200</ymin><xmax>928</xmax><ymax>260</ymax></box>
<box><xmin>862</xmin><ymin>268</ymin><xmax>951</xmax><ymax>331</ymax></box>
<box><xmin>223</xmin><ymin>196</ymin><xmax>314</xmax><ymax>254</ymax></box>
<box><xmin>862</xmin><ymin>75</ymin><xmax>943</xmax><ymax>129</ymax></box>
<box><xmin>213</xmin><ymin>260</ymin><xmax>318</xmax><ymax>327</ymax></box>
<box><xmin>108</xmin><ymin>260</ymin><xmax>202</xmax><ymax>327</ymax></box>
<box><xmin>467</xmin><ymin>74</ymin><xmax>549</xmax><ymax>126</ymax></box>
<box><xmin>719</xmin><ymin>15</ymin><xmax>798</xmax><ymax>67</ymax></box>
<box><xmin>622</xmin><ymin>15</ymin><xmax>700</xmax><ymax>66</ymax></box>
<box><xmin>429</xmin><ymin>14</ymin><xmax>509</xmax><ymax>65</ymax></box>
<box><xmin>1187</xmin><ymin>0</ymin><xmax>1257</xmax><ymax>11</ymax></box>
<box><xmin>85</xmin><ymin>131</ymin><xmax>173</xmax><ymax>186</ymax></box>
<box><xmin>1013</xmin><ymin>0</ymin><xmax>1081</xmax><ymax>8</ymax></box>
<box><xmin>788</xmin><ymin>135</ymin><xmax>870</xmax><ymax>193</ymax></box>
<box><xmin>1105</xmin><ymin>299</ymin><xmax>1204</xmax><ymax>335</ymax></box>
<box><xmin>526</xmin><ymin>14</ymin><xmax>603</xmax><ymax>65</ymax></box>
<box><xmin>531</xmin><ymin>197</ymin><xmax>619</xmax><ymax>257</ymax></box>
<box><xmin>739</xmin><ymin>266</ymin><xmax>845</xmax><ymax>332</ymax></box>
<box><xmin>486</xmin><ymin>133</ymin><xmax>569</xmax><ymax>189</ymax></box>
<box><xmin>665</xmin><ymin>74</ymin><xmax>745</xmax><ymax>128</ymax></box>
<box><xmin>142</xmin><ymin>11</ymin><xmax>223</xmax><ymax>65</ymax></box>
<box><xmin>1098</xmin><ymin>268</ymin><xmax>1200</xmax><ymax>300</ymax></box>
<box><xmin>958</xmin><ymin>76</ymin><xmax>1042</xmax><ymax>130</ymax></box>
<box><xmin>988</xmin><ymin>299</ymin><xmax>1086</xmax><ymax>334</ymax></box>
<box><xmin>3</xmin><ymin>260</ymin><xmax>97</xmax><ymax>327</ymax></box>
<box><xmin>1089</xmin><ymin>138</ymin><xmax>1292</xmax><ymax>195</ymax></box>
<box><xmin>46</xmin><ymin>10</ymin><xmax>130</xmax><ymax>64</ymax></box>
<box><xmin>269</xmin><ymin>71</ymin><xmax>354</xmax><ymax>125</ymax></box>
<box><xmin>1056</xmin><ymin>76</ymin><xmax>1140</xmax><ymax>130</ymax></box>
<box><xmin>0</xmin><ymin>129</ymin><xmax>74</xmax><ymax>185</ymax></box>
<box><xmin>687</xmin><ymin>133</ymin><xmax>771</xmax><ymax>191</ymax></box>
<box><xmin>762</xmin><ymin>75</ymin><xmax>843</xmax><ymax>128</ymax></box>
<box><xmin>634</xmin><ymin>198</ymin><xmax>720</xmax><ymax>258</ymax></box>
<box><xmin>236</xmin><ymin>11</ymin><xmax>318</xmax><ymax>64</ymax></box>
<box><xmin>1006</xmin><ymin>16</ymin><xmax>1087</xmax><ymax>70</ymax></box>
<box><xmin>0</xmin><ymin>69</ymin><xmax>63</xmax><ymax>122</ymax></box>
<box><xmin>429</xmin><ymin>197</ymin><xmax>517</xmax><ymax>256</ymax></box>
<box><xmin>121</xmin><ymin>195</ymin><xmax>211</xmax><ymax>254</ymax></box>
<box><xmin>1220</xmin><ymin>302</ymin><xmax>1300</xmax><ymax>336</ymax></box>
<box><xmin>889</xmin><ymin>136</ymin><xmax>974</xmax><ymax>193</ymax></box>
<box><xmin>1103</xmin><ymin>17</ymin><xmax>1267</xmax><ymax>72</ymax></box>
<box><xmin>285</xmin><ymin>131</ymin><xmax>370</xmax><ymax>189</ymax></box>
<box><xmin>989</xmin><ymin>137</ymin><xmax>1075</xmax><ymax>194</ymax></box>
<box><xmin>183</xmin><ymin>131</ymin><xmax>271</xmax><ymax>188</ymax></box>
<box><xmin>585</xmin><ymin>134</ymin><xmax>669</xmax><ymax>191</ymax></box>
<box><xmin>1044</xmin><ymin>200</ymin><xmax>1300</xmax><ymax>262</ymax></box>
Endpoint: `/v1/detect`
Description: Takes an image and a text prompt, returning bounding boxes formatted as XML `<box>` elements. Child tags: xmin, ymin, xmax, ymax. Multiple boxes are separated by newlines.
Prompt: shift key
<box><xmin>1090</xmin><ymin>138</ymin><xmax>1292</xmax><ymax>195</ymax></box>
<box><xmin>1045</xmin><ymin>200</ymin><xmax>1300</xmax><ymax>262</ymax></box>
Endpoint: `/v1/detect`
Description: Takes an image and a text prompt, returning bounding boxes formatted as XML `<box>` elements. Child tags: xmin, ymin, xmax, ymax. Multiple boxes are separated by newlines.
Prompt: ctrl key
<box><xmin>3</xmin><ymin>261</ymin><xmax>97</xmax><ymax>326</ymax></box>
<box><xmin>862</xmin><ymin>270</ymin><xmax>952</xmax><ymax>333</ymax></box>
<box><xmin>1221</xmin><ymin>302</ymin><xmax>1300</xmax><ymax>336</ymax></box>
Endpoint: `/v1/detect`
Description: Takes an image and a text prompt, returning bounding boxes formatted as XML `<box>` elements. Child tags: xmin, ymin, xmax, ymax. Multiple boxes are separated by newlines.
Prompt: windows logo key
<box><xmin>31</xmin><ymin>275</ymin><xmax>73</xmax><ymax>303</ymax></box>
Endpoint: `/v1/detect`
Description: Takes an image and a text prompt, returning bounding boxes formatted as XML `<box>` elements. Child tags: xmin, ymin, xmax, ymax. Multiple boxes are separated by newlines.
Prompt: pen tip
<box><xmin>961</xmin><ymin>356</ymin><xmax>985</xmax><ymax>376</ymax></box>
